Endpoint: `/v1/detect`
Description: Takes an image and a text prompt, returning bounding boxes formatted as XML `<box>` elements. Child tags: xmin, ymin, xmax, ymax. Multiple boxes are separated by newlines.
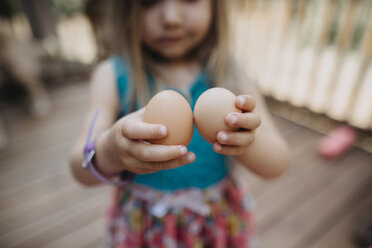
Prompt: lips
<box><xmin>159</xmin><ymin>36</ymin><xmax>183</xmax><ymax>44</ymax></box>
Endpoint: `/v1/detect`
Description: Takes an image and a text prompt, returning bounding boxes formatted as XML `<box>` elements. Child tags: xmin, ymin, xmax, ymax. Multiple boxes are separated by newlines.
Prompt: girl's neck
<box><xmin>153</xmin><ymin>60</ymin><xmax>202</xmax><ymax>91</ymax></box>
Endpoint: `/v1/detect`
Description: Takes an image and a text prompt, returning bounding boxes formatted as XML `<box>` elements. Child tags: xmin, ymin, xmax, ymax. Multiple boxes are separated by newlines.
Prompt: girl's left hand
<box><xmin>213</xmin><ymin>95</ymin><xmax>261</xmax><ymax>156</ymax></box>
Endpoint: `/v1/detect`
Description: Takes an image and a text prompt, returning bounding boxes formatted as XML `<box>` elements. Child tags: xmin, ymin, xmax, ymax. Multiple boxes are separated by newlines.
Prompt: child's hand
<box><xmin>98</xmin><ymin>108</ymin><xmax>196</xmax><ymax>175</ymax></box>
<box><xmin>213</xmin><ymin>95</ymin><xmax>261</xmax><ymax>156</ymax></box>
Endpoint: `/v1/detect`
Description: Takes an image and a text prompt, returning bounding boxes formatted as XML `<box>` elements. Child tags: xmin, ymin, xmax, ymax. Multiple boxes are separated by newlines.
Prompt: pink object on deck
<box><xmin>317</xmin><ymin>125</ymin><xmax>357</xmax><ymax>159</ymax></box>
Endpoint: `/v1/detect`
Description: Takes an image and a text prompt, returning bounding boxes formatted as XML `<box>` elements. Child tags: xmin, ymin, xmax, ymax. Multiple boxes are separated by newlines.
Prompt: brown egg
<box><xmin>143</xmin><ymin>90</ymin><xmax>193</xmax><ymax>146</ymax></box>
<box><xmin>194</xmin><ymin>87</ymin><xmax>241</xmax><ymax>143</ymax></box>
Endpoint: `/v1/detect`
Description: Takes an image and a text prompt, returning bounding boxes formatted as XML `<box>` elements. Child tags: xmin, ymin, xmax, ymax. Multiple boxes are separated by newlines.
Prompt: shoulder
<box><xmin>89</xmin><ymin>59</ymin><xmax>119</xmax><ymax>111</ymax></box>
<box><xmin>91</xmin><ymin>59</ymin><xmax>116</xmax><ymax>87</ymax></box>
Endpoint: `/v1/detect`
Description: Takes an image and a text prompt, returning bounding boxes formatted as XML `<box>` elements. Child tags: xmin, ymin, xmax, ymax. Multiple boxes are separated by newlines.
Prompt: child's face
<box><xmin>141</xmin><ymin>0</ymin><xmax>212</xmax><ymax>61</ymax></box>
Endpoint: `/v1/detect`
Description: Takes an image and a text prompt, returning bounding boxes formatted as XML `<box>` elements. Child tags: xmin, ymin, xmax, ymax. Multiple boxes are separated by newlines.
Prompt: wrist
<box><xmin>94</xmin><ymin>130</ymin><xmax>123</xmax><ymax>177</ymax></box>
<box><xmin>234</xmin><ymin>129</ymin><xmax>259</xmax><ymax>159</ymax></box>
<box><xmin>82</xmin><ymin>110</ymin><xmax>135</xmax><ymax>186</ymax></box>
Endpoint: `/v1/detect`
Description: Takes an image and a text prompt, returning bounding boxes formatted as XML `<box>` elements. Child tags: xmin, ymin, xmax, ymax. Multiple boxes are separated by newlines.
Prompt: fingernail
<box><xmin>187</xmin><ymin>153</ymin><xmax>195</xmax><ymax>161</ymax></box>
<box><xmin>179</xmin><ymin>146</ymin><xmax>187</xmax><ymax>155</ymax></box>
<box><xmin>230</xmin><ymin>115</ymin><xmax>237</xmax><ymax>125</ymax></box>
<box><xmin>238</xmin><ymin>96</ymin><xmax>245</xmax><ymax>106</ymax></box>
<box><xmin>220</xmin><ymin>132</ymin><xmax>228</xmax><ymax>142</ymax></box>
<box><xmin>159</xmin><ymin>126</ymin><xmax>167</xmax><ymax>135</ymax></box>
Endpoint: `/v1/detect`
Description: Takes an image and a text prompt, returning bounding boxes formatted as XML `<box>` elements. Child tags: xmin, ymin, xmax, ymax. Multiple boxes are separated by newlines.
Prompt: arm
<box><xmin>69</xmin><ymin>60</ymin><xmax>120</xmax><ymax>186</ymax></box>
<box><xmin>69</xmin><ymin>60</ymin><xmax>195</xmax><ymax>187</ymax></box>
<box><xmin>233</xmin><ymin>83</ymin><xmax>291</xmax><ymax>179</ymax></box>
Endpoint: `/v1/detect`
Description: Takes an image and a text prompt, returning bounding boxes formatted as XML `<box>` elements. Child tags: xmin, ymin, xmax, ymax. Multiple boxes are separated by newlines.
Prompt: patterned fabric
<box><xmin>106</xmin><ymin>176</ymin><xmax>258</xmax><ymax>248</ymax></box>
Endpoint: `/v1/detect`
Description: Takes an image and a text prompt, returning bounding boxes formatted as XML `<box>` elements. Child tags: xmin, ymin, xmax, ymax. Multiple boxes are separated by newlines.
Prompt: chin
<box><xmin>161</xmin><ymin>50</ymin><xmax>188</xmax><ymax>61</ymax></box>
<box><xmin>144</xmin><ymin>45</ymin><xmax>190</xmax><ymax>62</ymax></box>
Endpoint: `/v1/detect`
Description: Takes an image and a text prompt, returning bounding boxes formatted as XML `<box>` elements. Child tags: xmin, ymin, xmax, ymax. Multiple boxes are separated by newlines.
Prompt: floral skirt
<box><xmin>106</xmin><ymin>176</ymin><xmax>258</xmax><ymax>248</ymax></box>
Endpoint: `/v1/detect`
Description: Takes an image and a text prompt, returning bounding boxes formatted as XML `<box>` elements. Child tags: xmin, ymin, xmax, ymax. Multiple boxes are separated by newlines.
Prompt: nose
<box><xmin>161</xmin><ymin>0</ymin><xmax>182</xmax><ymax>29</ymax></box>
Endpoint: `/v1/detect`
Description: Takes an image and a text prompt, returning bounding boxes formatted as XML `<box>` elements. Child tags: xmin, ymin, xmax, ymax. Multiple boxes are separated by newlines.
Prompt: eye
<box><xmin>142</xmin><ymin>0</ymin><xmax>160</xmax><ymax>8</ymax></box>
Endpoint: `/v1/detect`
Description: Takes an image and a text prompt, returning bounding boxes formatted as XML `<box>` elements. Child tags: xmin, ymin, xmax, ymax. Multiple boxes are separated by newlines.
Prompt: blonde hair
<box><xmin>87</xmin><ymin>0</ymin><xmax>240</xmax><ymax>109</ymax></box>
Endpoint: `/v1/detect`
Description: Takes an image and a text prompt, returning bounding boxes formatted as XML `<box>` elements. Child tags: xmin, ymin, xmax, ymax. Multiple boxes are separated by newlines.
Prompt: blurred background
<box><xmin>0</xmin><ymin>0</ymin><xmax>371</xmax><ymax>247</ymax></box>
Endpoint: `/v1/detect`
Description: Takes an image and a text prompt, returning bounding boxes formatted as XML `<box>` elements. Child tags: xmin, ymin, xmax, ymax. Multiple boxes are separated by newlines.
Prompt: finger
<box><xmin>128</xmin><ymin>107</ymin><xmax>145</xmax><ymax>119</ymax></box>
<box><xmin>225</xmin><ymin>112</ymin><xmax>261</xmax><ymax>129</ymax></box>
<box><xmin>130</xmin><ymin>141</ymin><xmax>188</xmax><ymax>162</ymax></box>
<box><xmin>213</xmin><ymin>143</ymin><xmax>246</xmax><ymax>156</ymax></box>
<box><xmin>121</xmin><ymin>118</ymin><xmax>167</xmax><ymax>140</ymax></box>
<box><xmin>236</xmin><ymin>95</ymin><xmax>256</xmax><ymax>112</ymax></box>
<box><xmin>139</xmin><ymin>152</ymin><xmax>196</xmax><ymax>173</ymax></box>
<box><xmin>217</xmin><ymin>130</ymin><xmax>255</xmax><ymax>146</ymax></box>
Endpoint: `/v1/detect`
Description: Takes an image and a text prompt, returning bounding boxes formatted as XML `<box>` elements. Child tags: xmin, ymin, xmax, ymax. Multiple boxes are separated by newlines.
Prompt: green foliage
<box><xmin>49</xmin><ymin>0</ymin><xmax>87</xmax><ymax>17</ymax></box>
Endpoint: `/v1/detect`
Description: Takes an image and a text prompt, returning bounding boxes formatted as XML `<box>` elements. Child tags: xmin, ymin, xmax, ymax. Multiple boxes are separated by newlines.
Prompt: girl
<box><xmin>70</xmin><ymin>0</ymin><xmax>290</xmax><ymax>247</ymax></box>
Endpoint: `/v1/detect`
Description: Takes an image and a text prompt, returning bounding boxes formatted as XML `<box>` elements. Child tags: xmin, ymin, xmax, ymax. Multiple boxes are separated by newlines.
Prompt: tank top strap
<box><xmin>111</xmin><ymin>56</ymin><xmax>132</xmax><ymax>116</ymax></box>
<box><xmin>111</xmin><ymin>56</ymin><xmax>158</xmax><ymax>115</ymax></box>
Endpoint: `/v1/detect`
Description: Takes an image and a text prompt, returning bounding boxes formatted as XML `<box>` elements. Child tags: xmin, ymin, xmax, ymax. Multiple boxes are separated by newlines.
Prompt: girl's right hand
<box><xmin>95</xmin><ymin>108</ymin><xmax>196</xmax><ymax>176</ymax></box>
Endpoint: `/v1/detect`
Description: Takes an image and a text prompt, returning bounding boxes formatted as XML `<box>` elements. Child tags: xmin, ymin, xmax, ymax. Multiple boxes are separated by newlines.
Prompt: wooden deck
<box><xmin>0</xmin><ymin>80</ymin><xmax>371</xmax><ymax>248</ymax></box>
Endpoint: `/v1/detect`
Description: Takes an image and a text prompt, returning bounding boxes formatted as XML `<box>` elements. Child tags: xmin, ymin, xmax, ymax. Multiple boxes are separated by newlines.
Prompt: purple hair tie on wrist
<box><xmin>82</xmin><ymin>110</ymin><xmax>135</xmax><ymax>186</ymax></box>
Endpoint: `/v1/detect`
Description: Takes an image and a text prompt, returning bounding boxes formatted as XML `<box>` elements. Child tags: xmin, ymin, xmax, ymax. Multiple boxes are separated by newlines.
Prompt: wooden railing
<box><xmin>234</xmin><ymin>0</ymin><xmax>372</xmax><ymax>130</ymax></box>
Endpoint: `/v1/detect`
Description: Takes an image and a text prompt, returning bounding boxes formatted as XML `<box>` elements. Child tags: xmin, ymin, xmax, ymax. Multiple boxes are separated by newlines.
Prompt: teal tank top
<box><xmin>111</xmin><ymin>56</ymin><xmax>229</xmax><ymax>191</ymax></box>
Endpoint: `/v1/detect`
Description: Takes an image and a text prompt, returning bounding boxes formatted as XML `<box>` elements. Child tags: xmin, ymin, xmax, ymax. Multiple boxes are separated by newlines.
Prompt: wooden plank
<box><xmin>260</xmin><ymin>151</ymin><xmax>372</xmax><ymax>248</ymax></box>
<box><xmin>0</xmin><ymin>168</ymin><xmax>73</xmax><ymax>211</ymax></box>
<box><xmin>351</xmin><ymin>65</ymin><xmax>372</xmax><ymax>129</ymax></box>
<box><xmin>304</xmin><ymin>180</ymin><xmax>372</xmax><ymax>248</ymax></box>
<box><xmin>0</xmin><ymin>107</ymin><xmax>87</xmax><ymax>167</ymax></box>
<box><xmin>39</xmin><ymin>217</ymin><xmax>106</xmax><ymax>248</ymax></box>
<box><xmin>291</xmin><ymin>0</ymin><xmax>336</xmax><ymax>107</ymax></box>
<box><xmin>84</xmin><ymin>237</ymin><xmax>107</xmax><ymax>248</ymax></box>
<box><xmin>0</xmin><ymin>189</ymin><xmax>109</xmax><ymax>248</ymax></box>
<box><xmin>309</xmin><ymin>193</ymin><xmax>372</xmax><ymax>248</ymax></box>
<box><xmin>0</xmin><ymin>140</ymin><xmax>74</xmax><ymax>191</ymax></box>
<box><xmin>0</xmin><ymin>183</ymin><xmax>109</xmax><ymax>235</ymax></box>
<box><xmin>0</xmin><ymin>124</ymin><xmax>80</xmax><ymax>170</ymax></box>
<box><xmin>0</xmin><ymin>182</ymin><xmax>76</xmax><ymax>233</ymax></box>
<box><xmin>255</xmin><ymin>0</ymin><xmax>293</xmax><ymax>94</ymax></box>
<box><xmin>310</xmin><ymin>47</ymin><xmax>339</xmax><ymax>113</ymax></box>
<box><xmin>328</xmin><ymin>53</ymin><xmax>363</xmax><ymax>121</ymax></box>
<box><xmin>0</xmin><ymin>85</ymin><xmax>88</xmax><ymax>167</ymax></box>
